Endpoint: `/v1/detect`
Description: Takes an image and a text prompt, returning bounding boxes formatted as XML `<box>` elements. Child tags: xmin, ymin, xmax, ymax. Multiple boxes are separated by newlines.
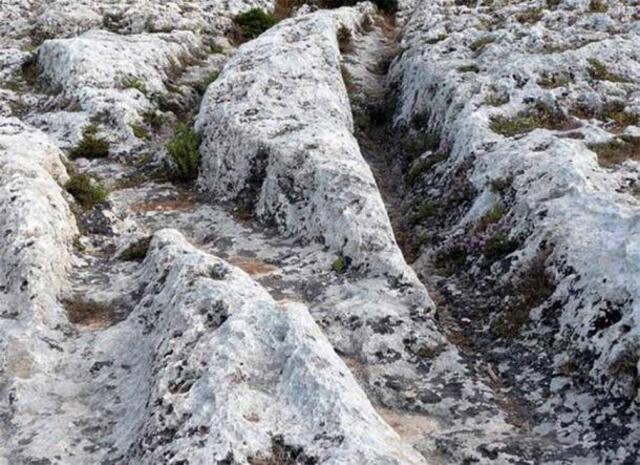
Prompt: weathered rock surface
<box><xmin>37</xmin><ymin>29</ymin><xmax>205</xmax><ymax>152</ymax></box>
<box><xmin>197</xmin><ymin>4</ymin><xmax>410</xmax><ymax>277</ymax></box>
<box><xmin>1</xmin><ymin>0</ymin><xmax>639</xmax><ymax>464</ymax></box>
<box><xmin>390</xmin><ymin>0</ymin><xmax>640</xmax><ymax>461</ymax></box>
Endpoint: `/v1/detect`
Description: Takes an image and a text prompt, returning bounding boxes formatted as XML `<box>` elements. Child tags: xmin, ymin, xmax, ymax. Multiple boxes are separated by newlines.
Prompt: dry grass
<box><xmin>63</xmin><ymin>298</ymin><xmax>118</xmax><ymax>330</ymax></box>
<box><xmin>589</xmin><ymin>136</ymin><xmax>640</xmax><ymax>167</ymax></box>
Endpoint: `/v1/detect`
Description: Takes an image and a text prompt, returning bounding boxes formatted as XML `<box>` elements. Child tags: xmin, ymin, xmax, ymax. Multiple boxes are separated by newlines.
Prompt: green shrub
<box><xmin>69</xmin><ymin>126</ymin><xmax>110</xmax><ymax>159</ymax></box>
<box><xmin>65</xmin><ymin>174</ymin><xmax>108</xmax><ymax>208</ymax></box>
<box><xmin>120</xmin><ymin>236</ymin><xmax>152</xmax><ymax>261</ymax></box>
<box><xmin>166</xmin><ymin>124</ymin><xmax>201</xmax><ymax>181</ymax></box>
<box><xmin>409</xmin><ymin>200</ymin><xmax>440</xmax><ymax>225</ymax></box>
<box><xmin>483</xmin><ymin>233</ymin><xmax>519</xmax><ymax>261</ymax></box>
<box><xmin>587</xmin><ymin>58</ymin><xmax>626</xmax><ymax>82</ymax></box>
<box><xmin>331</xmin><ymin>255</ymin><xmax>347</xmax><ymax>274</ymax></box>
<box><xmin>234</xmin><ymin>8</ymin><xmax>277</xmax><ymax>39</ymax></box>
<box><xmin>123</xmin><ymin>77</ymin><xmax>148</xmax><ymax>95</ymax></box>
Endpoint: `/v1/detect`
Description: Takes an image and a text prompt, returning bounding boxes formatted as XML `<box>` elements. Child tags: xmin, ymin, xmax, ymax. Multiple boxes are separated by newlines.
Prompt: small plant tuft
<box><xmin>122</xmin><ymin>77</ymin><xmax>148</xmax><ymax>95</ymax></box>
<box><xmin>234</xmin><ymin>8</ymin><xmax>277</xmax><ymax>40</ymax></box>
<box><xmin>587</xmin><ymin>58</ymin><xmax>626</xmax><ymax>82</ymax></box>
<box><xmin>131</xmin><ymin>124</ymin><xmax>150</xmax><ymax>140</ymax></box>
<box><xmin>589</xmin><ymin>136</ymin><xmax>640</xmax><ymax>167</ymax></box>
<box><xmin>469</xmin><ymin>35</ymin><xmax>495</xmax><ymax>53</ymax></box>
<box><xmin>516</xmin><ymin>7</ymin><xmax>543</xmax><ymax>24</ymax></box>
<box><xmin>490</xmin><ymin>101</ymin><xmax>577</xmax><ymax>137</ymax></box>
<box><xmin>331</xmin><ymin>255</ymin><xmax>347</xmax><ymax>274</ymax></box>
<box><xmin>166</xmin><ymin>124</ymin><xmax>201</xmax><ymax>181</ymax></box>
<box><xmin>142</xmin><ymin>109</ymin><xmax>166</xmax><ymax>130</ymax></box>
<box><xmin>65</xmin><ymin>173</ymin><xmax>108</xmax><ymax>209</ymax></box>
<box><xmin>589</xmin><ymin>0</ymin><xmax>608</xmax><ymax>12</ymax></box>
<box><xmin>69</xmin><ymin>126</ymin><xmax>110</xmax><ymax>159</ymax></box>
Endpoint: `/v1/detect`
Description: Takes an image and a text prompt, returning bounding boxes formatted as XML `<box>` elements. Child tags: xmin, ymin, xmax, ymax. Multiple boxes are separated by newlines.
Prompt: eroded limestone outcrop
<box><xmin>389</xmin><ymin>0</ymin><xmax>640</xmax><ymax>461</ymax></box>
<box><xmin>1</xmin><ymin>0</ymin><xmax>639</xmax><ymax>464</ymax></box>
<box><xmin>196</xmin><ymin>5</ymin><xmax>411</xmax><ymax>277</ymax></box>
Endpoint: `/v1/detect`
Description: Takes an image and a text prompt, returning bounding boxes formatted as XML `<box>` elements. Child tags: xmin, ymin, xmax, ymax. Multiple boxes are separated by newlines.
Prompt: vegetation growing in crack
<box><xmin>589</xmin><ymin>0</ymin><xmax>608</xmax><ymax>12</ymax></box>
<box><xmin>469</xmin><ymin>35</ymin><xmax>495</xmax><ymax>53</ymax></box>
<box><xmin>65</xmin><ymin>173</ymin><xmax>109</xmax><ymax>209</ymax></box>
<box><xmin>122</xmin><ymin>77</ymin><xmax>148</xmax><ymax>95</ymax></box>
<box><xmin>331</xmin><ymin>255</ymin><xmax>348</xmax><ymax>274</ymax></box>
<box><xmin>589</xmin><ymin>136</ymin><xmax>640</xmax><ymax>167</ymax></box>
<box><xmin>166</xmin><ymin>124</ymin><xmax>201</xmax><ymax>181</ymax></box>
<box><xmin>490</xmin><ymin>101</ymin><xmax>578</xmax><ymax>136</ymax></box>
<box><xmin>587</xmin><ymin>59</ymin><xmax>627</xmax><ymax>82</ymax></box>
<box><xmin>69</xmin><ymin>125</ymin><xmax>110</xmax><ymax>159</ymax></box>
<box><xmin>142</xmin><ymin>109</ymin><xmax>166</xmax><ymax>131</ymax></box>
<box><xmin>131</xmin><ymin>123</ymin><xmax>150</xmax><ymax>140</ymax></box>
<box><xmin>194</xmin><ymin>72</ymin><xmax>219</xmax><ymax>94</ymax></box>
<box><xmin>234</xmin><ymin>8</ymin><xmax>278</xmax><ymax>40</ymax></box>
<box><xmin>492</xmin><ymin>250</ymin><xmax>555</xmax><ymax>339</ymax></box>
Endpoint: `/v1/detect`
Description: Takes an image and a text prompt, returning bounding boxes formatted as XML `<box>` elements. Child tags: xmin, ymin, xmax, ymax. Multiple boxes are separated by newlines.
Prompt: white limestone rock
<box><xmin>390</xmin><ymin>0</ymin><xmax>640</xmax><ymax>459</ymax></box>
<box><xmin>37</xmin><ymin>29</ymin><xmax>205</xmax><ymax>153</ymax></box>
<box><xmin>0</xmin><ymin>117</ymin><xmax>78</xmax><ymax>463</ymax></box>
<box><xmin>196</xmin><ymin>4</ymin><xmax>412</xmax><ymax>280</ymax></box>
<box><xmin>2</xmin><ymin>225</ymin><xmax>428</xmax><ymax>464</ymax></box>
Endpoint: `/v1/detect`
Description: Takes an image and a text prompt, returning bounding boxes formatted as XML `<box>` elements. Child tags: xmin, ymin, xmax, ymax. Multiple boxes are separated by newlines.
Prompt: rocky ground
<box><xmin>0</xmin><ymin>0</ymin><xmax>638</xmax><ymax>464</ymax></box>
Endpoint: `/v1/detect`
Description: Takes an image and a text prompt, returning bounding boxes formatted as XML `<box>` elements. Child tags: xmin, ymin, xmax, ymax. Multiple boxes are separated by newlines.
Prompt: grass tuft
<box><xmin>166</xmin><ymin>124</ymin><xmax>201</xmax><ymax>181</ymax></box>
<box><xmin>69</xmin><ymin>126</ymin><xmax>110</xmax><ymax>159</ymax></box>
<box><xmin>589</xmin><ymin>136</ymin><xmax>640</xmax><ymax>167</ymax></box>
<box><xmin>65</xmin><ymin>174</ymin><xmax>108</xmax><ymax>209</ymax></box>
<box><xmin>490</xmin><ymin>101</ymin><xmax>577</xmax><ymax>136</ymax></box>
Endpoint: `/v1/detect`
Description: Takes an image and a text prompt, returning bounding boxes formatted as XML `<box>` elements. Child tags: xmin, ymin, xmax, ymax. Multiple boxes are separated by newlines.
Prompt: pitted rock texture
<box><xmin>389</xmin><ymin>0</ymin><xmax>640</xmax><ymax>461</ymax></box>
<box><xmin>1</xmin><ymin>0</ymin><xmax>639</xmax><ymax>464</ymax></box>
<box><xmin>196</xmin><ymin>5</ymin><xmax>412</xmax><ymax>277</ymax></box>
<box><xmin>37</xmin><ymin>29</ymin><xmax>206</xmax><ymax>151</ymax></box>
